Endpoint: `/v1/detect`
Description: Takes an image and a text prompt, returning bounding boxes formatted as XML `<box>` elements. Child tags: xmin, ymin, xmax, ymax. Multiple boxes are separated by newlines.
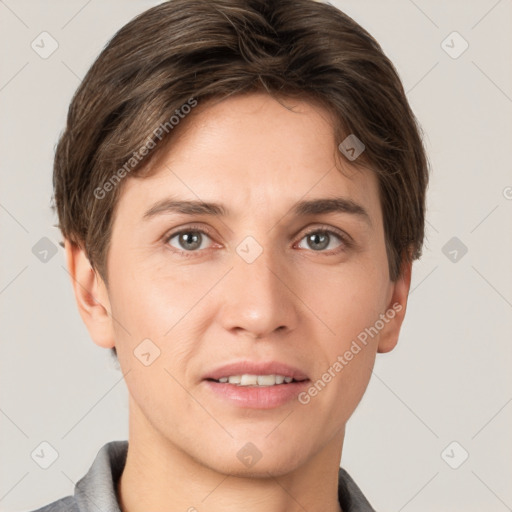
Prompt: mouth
<box><xmin>202</xmin><ymin>361</ymin><xmax>310</xmax><ymax>409</ymax></box>
<box><xmin>205</xmin><ymin>374</ymin><xmax>308</xmax><ymax>387</ymax></box>
<box><xmin>202</xmin><ymin>360</ymin><xmax>309</xmax><ymax>384</ymax></box>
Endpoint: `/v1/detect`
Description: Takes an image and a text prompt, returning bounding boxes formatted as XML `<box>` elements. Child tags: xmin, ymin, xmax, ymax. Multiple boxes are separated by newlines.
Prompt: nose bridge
<box><xmin>219</xmin><ymin>235</ymin><xmax>298</xmax><ymax>338</ymax></box>
<box><xmin>239</xmin><ymin>243</ymin><xmax>281</xmax><ymax>299</ymax></box>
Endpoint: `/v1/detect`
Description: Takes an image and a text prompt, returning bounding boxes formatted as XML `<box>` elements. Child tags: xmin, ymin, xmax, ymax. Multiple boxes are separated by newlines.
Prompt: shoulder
<box><xmin>21</xmin><ymin>440</ymin><xmax>128</xmax><ymax>512</ymax></box>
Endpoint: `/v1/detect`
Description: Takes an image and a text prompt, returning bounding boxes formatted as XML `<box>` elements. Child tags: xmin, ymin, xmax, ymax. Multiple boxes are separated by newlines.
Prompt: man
<box><xmin>32</xmin><ymin>0</ymin><xmax>429</xmax><ymax>511</ymax></box>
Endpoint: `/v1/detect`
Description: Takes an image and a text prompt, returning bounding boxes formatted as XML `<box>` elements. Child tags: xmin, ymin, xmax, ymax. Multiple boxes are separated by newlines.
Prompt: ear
<box><xmin>377</xmin><ymin>255</ymin><xmax>413</xmax><ymax>354</ymax></box>
<box><xmin>64</xmin><ymin>239</ymin><xmax>115</xmax><ymax>349</ymax></box>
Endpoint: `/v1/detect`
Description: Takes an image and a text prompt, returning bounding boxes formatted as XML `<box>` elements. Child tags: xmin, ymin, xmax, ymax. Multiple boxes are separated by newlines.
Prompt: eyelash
<box><xmin>163</xmin><ymin>223</ymin><xmax>353</xmax><ymax>258</ymax></box>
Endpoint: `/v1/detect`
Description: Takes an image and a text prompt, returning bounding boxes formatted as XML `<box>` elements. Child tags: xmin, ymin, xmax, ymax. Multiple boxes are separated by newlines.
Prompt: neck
<box><xmin>117</xmin><ymin>398</ymin><xmax>345</xmax><ymax>512</ymax></box>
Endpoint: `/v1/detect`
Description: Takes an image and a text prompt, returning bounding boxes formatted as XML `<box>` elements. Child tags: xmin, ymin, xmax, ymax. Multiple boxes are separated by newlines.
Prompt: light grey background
<box><xmin>1</xmin><ymin>0</ymin><xmax>511</xmax><ymax>510</ymax></box>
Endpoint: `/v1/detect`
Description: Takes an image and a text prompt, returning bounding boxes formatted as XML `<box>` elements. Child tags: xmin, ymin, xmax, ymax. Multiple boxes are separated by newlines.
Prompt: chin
<box><xmin>213</xmin><ymin>457</ymin><xmax>304</xmax><ymax>479</ymax></box>
<box><xmin>200</xmin><ymin>439</ymin><xmax>310</xmax><ymax>478</ymax></box>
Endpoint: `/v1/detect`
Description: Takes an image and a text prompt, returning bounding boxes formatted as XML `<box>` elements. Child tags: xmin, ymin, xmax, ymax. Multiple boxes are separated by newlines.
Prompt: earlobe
<box><xmin>64</xmin><ymin>239</ymin><xmax>115</xmax><ymax>349</ymax></box>
<box><xmin>377</xmin><ymin>257</ymin><xmax>412</xmax><ymax>354</ymax></box>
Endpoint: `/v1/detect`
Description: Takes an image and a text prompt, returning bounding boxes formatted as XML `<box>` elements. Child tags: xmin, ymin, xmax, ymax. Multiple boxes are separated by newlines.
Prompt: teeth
<box><xmin>216</xmin><ymin>374</ymin><xmax>297</xmax><ymax>386</ymax></box>
<box><xmin>257</xmin><ymin>375</ymin><xmax>275</xmax><ymax>386</ymax></box>
<box><xmin>240</xmin><ymin>374</ymin><xmax>258</xmax><ymax>385</ymax></box>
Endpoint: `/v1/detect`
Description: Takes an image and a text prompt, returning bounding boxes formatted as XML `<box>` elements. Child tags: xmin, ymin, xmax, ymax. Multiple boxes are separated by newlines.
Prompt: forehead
<box><xmin>114</xmin><ymin>93</ymin><xmax>381</xmax><ymax>227</ymax></box>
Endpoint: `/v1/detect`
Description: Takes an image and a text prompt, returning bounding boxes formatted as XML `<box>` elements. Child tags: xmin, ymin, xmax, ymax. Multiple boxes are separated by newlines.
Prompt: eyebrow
<box><xmin>142</xmin><ymin>196</ymin><xmax>372</xmax><ymax>226</ymax></box>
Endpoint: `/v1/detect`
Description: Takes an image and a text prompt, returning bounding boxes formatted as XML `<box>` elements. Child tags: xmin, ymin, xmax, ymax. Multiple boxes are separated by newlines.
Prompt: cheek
<box><xmin>110</xmin><ymin>275</ymin><xmax>169</xmax><ymax>340</ymax></box>
<box><xmin>108</xmin><ymin>256</ymin><xmax>197</xmax><ymax>333</ymax></box>
<box><xmin>108</xmin><ymin>259</ymin><xmax>216</xmax><ymax>373</ymax></box>
<box><xmin>108</xmin><ymin>263</ymin><xmax>200</xmax><ymax>424</ymax></box>
<box><xmin>296</xmin><ymin>255</ymin><xmax>389</xmax><ymax>342</ymax></box>
<box><xmin>294</xmin><ymin>258</ymin><xmax>387</xmax><ymax>414</ymax></box>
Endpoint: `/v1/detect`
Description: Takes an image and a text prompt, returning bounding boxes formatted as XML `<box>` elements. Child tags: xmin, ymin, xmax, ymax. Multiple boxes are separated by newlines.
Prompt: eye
<box><xmin>296</xmin><ymin>228</ymin><xmax>351</xmax><ymax>253</ymax></box>
<box><xmin>163</xmin><ymin>224</ymin><xmax>352</xmax><ymax>258</ymax></box>
<box><xmin>164</xmin><ymin>227</ymin><xmax>214</xmax><ymax>255</ymax></box>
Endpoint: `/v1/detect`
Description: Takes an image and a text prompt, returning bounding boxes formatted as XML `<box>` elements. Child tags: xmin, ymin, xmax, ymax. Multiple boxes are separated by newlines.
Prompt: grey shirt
<box><xmin>27</xmin><ymin>440</ymin><xmax>376</xmax><ymax>512</ymax></box>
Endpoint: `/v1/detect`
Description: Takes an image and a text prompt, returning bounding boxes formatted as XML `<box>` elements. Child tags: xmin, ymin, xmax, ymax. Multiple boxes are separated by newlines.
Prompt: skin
<box><xmin>65</xmin><ymin>93</ymin><xmax>411</xmax><ymax>512</ymax></box>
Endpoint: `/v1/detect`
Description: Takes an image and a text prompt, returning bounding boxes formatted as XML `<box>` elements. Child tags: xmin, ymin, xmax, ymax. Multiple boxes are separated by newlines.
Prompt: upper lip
<box><xmin>203</xmin><ymin>361</ymin><xmax>309</xmax><ymax>381</ymax></box>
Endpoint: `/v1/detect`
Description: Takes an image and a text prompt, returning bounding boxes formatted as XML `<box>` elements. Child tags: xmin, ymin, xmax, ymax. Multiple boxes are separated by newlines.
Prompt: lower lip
<box><xmin>203</xmin><ymin>380</ymin><xmax>310</xmax><ymax>409</ymax></box>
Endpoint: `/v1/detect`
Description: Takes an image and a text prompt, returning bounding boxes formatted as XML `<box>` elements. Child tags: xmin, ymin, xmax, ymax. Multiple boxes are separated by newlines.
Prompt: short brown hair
<box><xmin>52</xmin><ymin>0</ymin><xmax>429</xmax><ymax>356</ymax></box>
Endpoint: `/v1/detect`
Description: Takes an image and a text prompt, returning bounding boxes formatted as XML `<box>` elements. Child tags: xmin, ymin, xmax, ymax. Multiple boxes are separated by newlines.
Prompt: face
<box><xmin>71</xmin><ymin>93</ymin><xmax>410</xmax><ymax>477</ymax></box>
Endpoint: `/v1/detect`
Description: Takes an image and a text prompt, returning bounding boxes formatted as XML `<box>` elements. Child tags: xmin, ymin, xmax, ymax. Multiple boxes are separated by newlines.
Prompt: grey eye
<box><xmin>167</xmin><ymin>230</ymin><xmax>211</xmax><ymax>251</ymax></box>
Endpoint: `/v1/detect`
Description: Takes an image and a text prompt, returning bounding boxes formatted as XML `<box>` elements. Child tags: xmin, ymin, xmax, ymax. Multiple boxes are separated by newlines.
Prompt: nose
<box><xmin>217</xmin><ymin>245</ymin><xmax>300</xmax><ymax>340</ymax></box>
